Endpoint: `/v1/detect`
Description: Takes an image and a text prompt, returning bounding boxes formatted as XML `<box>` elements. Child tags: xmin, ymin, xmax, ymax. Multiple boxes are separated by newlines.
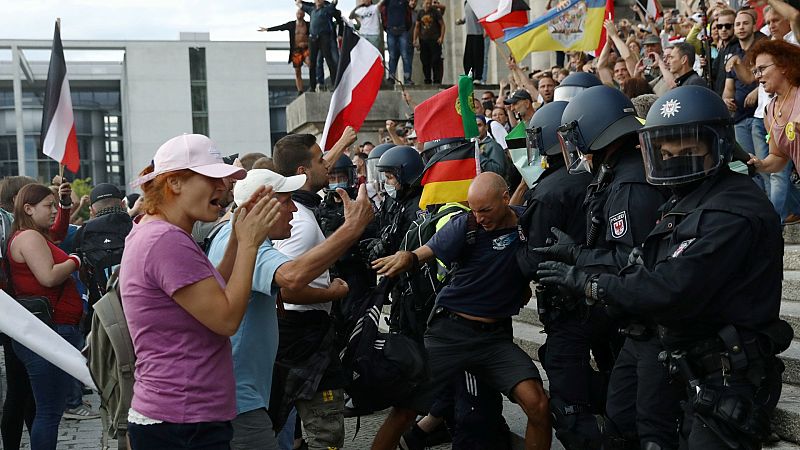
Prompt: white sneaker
<box><xmin>63</xmin><ymin>404</ymin><xmax>100</xmax><ymax>420</ymax></box>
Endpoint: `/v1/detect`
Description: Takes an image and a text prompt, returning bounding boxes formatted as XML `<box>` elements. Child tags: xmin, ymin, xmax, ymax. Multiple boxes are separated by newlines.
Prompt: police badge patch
<box><xmin>610</xmin><ymin>211</ymin><xmax>628</xmax><ymax>239</ymax></box>
<box><xmin>671</xmin><ymin>238</ymin><xmax>696</xmax><ymax>257</ymax></box>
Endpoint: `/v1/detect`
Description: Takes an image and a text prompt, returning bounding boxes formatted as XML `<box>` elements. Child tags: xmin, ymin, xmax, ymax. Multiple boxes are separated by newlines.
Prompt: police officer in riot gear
<box><xmin>537</xmin><ymin>85</ymin><xmax>789</xmax><ymax>450</ymax></box>
<box><xmin>366</xmin><ymin>143</ymin><xmax>396</xmax><ymax>210</ymax></box>
<box><xmin>536</xmin><ymin>85</ymin><xmax>676</xmax><ymax>449</ymax></box>
<box><xmin>553</xmin><ymin>72</ymin><xmax>603</xmax><ymax>103</ymax></box>
<box><xmin>364</xmin><ymin>145</ymin><xmax>424</xmax><ymax>263</ymax></box>
<box><xmin>514</xmin><ymin>100</ymin><xmax>598</xmax><ymax>449</ymax></box>
<box><xmin>318</xmin><ymin>154</ymin><xmax>378</xmax><ymax>332</ymax></box>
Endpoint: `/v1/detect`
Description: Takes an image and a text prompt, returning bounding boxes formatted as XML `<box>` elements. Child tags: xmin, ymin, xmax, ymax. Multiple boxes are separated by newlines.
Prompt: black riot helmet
<box><xmin>377</xmin><ymin>145</ymin><xmax>424</xmax><ymax>185</ymax></box>
<box><xmin>527</xmin><ymin>101</ymin><xmax>569</xmax><ymax>158</ymax></box>
<box><xmin>325</xmin><ymin>153</ymin><xmax>356</xmax><ymax>191</ymax></box>
<box><xmin>558</xmin><ymin>85</ymin><xmax>642</xmax><ymax>174</ymax></box>
<box><xmin>553</xmin><ymin>72</ymin><xmax>602</xmax><ymax>102</ymax></box>
<box><xmin>421</xmin><ymin>138</ymin><xmax>469</xmax><ymax>164</ymax></box>
<box><xmin>638</xmin><ymin>86</ymin><xmax>735</xmax><ymax>185</ymax></box>
<box><xmin>366</xmin><ymin>143</ymin><xmax>396</xmax><ymax>183</ymax></box>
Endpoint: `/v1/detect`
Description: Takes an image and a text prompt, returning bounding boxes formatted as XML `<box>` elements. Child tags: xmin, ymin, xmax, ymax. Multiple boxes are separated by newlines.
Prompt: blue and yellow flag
<box><xmin>503</xmin><ymin>0</ymin><xmax>607</xmax><ymax>61</ymax></box>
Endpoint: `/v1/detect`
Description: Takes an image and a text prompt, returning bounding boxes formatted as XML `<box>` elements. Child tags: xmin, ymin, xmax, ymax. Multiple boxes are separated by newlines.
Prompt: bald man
<box><xmin>371</xmin><ymin>172</ymin><xmax>551</xmax><ymax>450</ymax></box>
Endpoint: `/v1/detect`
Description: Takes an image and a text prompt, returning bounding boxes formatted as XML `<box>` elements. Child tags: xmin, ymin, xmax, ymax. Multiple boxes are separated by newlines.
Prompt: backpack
<box><xmin>391</xmin><ymin>204</ymin><xmax>472</xmax><ymax>338</ymax></box>
<box><xmin>83</xmin><ymin>270</ymin><xmax>135</xmax><ymax>443</ymax></box>
<box><xmin>339</xmin><ymin>277</ymin><xmax>427</xmax><ymax>415</ymax></box>
<box><xmin>73</xmin><ymin>213</ymin><xmax>132</xmax><ymax>304</ymax></box>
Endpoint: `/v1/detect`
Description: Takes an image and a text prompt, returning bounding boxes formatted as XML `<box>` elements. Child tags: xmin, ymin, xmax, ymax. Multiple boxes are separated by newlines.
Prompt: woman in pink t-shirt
<box><xmin>120</xmin><ymin>134</ymin><xmax>280</xmax><ymax>450</ymax></box>
<box><xmin>746</xmin><ymin>40</ymin><xmax>800</xmax><ymax>184</ymax></box>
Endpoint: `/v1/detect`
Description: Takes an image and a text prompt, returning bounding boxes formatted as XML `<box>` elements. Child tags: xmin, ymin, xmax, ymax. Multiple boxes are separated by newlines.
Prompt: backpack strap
<box><xmin>203</xmin><ymin>220</ymin><xmax>230</xmax><ymax>255</ymax></box>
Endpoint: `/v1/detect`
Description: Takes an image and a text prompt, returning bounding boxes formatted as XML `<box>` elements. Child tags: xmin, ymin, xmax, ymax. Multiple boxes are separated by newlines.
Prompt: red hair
<box><xmin>746</xmin><ymin>39</ymin><xmax>800</xmax><ymax>87</ymax></box>
<box><xmin>138</xmin><ymin>165</ymin><xmax>195</xmax><ymax>216</ymax></box>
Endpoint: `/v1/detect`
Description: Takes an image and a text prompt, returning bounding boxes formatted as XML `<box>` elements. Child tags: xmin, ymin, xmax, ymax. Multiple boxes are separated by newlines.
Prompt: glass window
<box><xmin>189</xmin><ymin>47</ymin><xmax>207</xmax><ymax>81</ymax></box>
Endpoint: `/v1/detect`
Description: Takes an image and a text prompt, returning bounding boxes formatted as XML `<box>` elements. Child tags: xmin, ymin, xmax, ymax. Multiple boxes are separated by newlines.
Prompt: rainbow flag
<box><xmin>503</xmin><ymin>0</ymin><xmax>607</xmax><ymax>61</ymax></box>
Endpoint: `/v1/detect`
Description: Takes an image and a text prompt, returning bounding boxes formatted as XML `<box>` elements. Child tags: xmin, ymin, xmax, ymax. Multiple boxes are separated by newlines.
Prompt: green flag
<box><xmin>457</xmin><ymin>75</ymin><xmax>479</xmax><ymax>139</ymax></box>
<box><xmin>505</xmin><ymin>122</ymin><xmax>527</xmax><ymax>149</ymax></box>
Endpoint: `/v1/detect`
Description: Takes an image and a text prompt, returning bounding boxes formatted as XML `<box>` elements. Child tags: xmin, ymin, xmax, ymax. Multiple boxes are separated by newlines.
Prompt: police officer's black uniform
<box><xmin>514</xmin><ymin>101</ymin><xmax>597</xmax><ymax>449</ymax></box>
<box><xmin>537</xmin><ymin>86</ymin><xmax>678</xmax><ymax>449</ymax></box>
<box><xmin>538</xmin><ymin>86</ymin><xmax>791</xmax><ymax>450</ymax></box>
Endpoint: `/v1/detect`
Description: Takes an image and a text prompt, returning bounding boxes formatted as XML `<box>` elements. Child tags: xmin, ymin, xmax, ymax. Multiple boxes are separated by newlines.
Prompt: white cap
<box><xmin>233</xmin><ymin>169</ymin><xmax>306</xmax><ymax>206</ymax></box>
<box><xmin>131</xmin><ymin>134</ymin><xmax>246</xmax><ymax>188</ymax></box>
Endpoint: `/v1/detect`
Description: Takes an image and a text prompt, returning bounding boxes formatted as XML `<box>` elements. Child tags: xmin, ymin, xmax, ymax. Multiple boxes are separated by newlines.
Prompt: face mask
<box><xmin>327</xmin><ymin>181</ymin><xmax>348</xmax><ymax>191</ymax></box>
<box><xmin>509</xmin><ymin>148</ymin><xmax>547</xmax><ymax>188</ymax></box>
<box><xmin>656</xmin><ymin>156</ymin><xmax>709</xmax><ymax>180</ymax></box>
<box><xmin>384</xmin><ymin>182</ymin><xmax>398</xmax><ymax>199</ymax></box>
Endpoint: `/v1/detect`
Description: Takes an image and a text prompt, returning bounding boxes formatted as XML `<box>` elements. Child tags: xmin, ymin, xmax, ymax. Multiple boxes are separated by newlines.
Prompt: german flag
<box><xmin>419</xmin><ymin>141</ymin><xmax>480</xmax><ymax>209</ymax></box>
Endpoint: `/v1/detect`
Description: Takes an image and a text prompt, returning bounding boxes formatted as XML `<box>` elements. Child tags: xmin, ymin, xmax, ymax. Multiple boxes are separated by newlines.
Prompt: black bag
<box><xmin>73</xmin><ymin>212</ymin><xmax>132</xmax><ymax>305</ymax></box>
<box><xmin>340</xmin><ymin>277</ymin><xmax>428</xmax><ymax>414</ymax></box>
<box><xmin>16</xmin><ymin>296</ymin><xmax>55</xmax><ymax>328</ymax></box>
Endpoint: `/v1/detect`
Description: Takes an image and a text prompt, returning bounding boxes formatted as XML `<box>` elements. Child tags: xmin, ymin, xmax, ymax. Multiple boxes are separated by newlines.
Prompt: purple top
<box><xmin>120</xmin><ymin>219</ymin><xmax>236</xmax><ymax>423</ymax></box>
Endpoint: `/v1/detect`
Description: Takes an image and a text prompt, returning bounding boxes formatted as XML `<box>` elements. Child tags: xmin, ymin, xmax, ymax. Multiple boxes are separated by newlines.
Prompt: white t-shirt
<box><xmin>355</xmin><ymin>4</ymin><xmax>381</xmax><ymax>35</ymax></box>
<box><xmin>274</xmin><ymin>202</ymin><xmax>331</xmax><ymax>312</ymax></box>
<box><xmin>785</xmin><ymin>30</ymin><xmax>799</xmax><ymax>45</ymax></box>
<box><xmin>755</xmin><ymin>85</ymin><xmax>771</xmax><ymax>119</ymax></box>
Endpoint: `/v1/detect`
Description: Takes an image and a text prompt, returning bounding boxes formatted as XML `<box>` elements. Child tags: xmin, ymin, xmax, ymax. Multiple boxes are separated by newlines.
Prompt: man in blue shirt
<box><xmin>207</xmin><ymin>168</ymin><xmax>374</xmax><ymax>450</ymax></box>
<box><xmin>297</xmin><ymin>0</ymin><xmax>341</xmax><ymax>92</ymax></box>
<box><xmin>371</xmin><ymin>172</ymin><xmax>551</xmax><ymax>450</ymax></box>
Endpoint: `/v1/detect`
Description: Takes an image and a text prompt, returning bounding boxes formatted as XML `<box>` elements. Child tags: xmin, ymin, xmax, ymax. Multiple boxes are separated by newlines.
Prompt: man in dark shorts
<box><xmin>260</xmin><ymin>9</ymin><xmax>311</xmax><ymax>94</ymax></box>
<box><xmin>371</xmin><ymin>172</ymin><xmax>551</xmax><ymax>450</ymax></box>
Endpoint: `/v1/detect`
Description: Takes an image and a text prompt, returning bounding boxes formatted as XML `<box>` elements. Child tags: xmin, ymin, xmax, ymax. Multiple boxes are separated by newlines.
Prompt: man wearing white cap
<box><xmin>206</xmin><ymin>168</ymin><xmax>374</xmax><ymax>450</ymax></box>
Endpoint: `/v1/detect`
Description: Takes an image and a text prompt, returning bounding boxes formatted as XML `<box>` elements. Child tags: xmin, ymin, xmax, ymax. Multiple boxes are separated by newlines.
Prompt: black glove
<box><xmin>533</xmin><ymin>227</ymin><xmax>583</xmax><ymax>264</ymax></box>
<box><xmin>536</xmin><ymin>261</ymin><xmax>592</xmax><ymax>300</ymax></box>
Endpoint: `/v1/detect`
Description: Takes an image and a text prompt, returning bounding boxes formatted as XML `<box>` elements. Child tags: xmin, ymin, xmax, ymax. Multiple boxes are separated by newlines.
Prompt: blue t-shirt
<box><xmin>207</xmin><ymin>223</ymin><xmax>289</xmax><ymax>415</ymax></box>
<box><xmin>426</xmin><ymin>206</ymin><xmax>527</xmax><ymax>319</ymax></box>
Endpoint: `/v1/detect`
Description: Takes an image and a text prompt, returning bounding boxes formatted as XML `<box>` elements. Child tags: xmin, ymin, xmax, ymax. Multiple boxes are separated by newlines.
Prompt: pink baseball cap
<box><xmin>130</xmin><ymin>134</ymin><xmax>246</xmax><ymax>188</ymax></box>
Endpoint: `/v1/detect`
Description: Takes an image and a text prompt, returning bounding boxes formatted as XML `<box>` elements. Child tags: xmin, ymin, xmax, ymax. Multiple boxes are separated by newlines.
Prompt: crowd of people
<box><xmin>1</xmin><ymin>0</ymin><xmax>800</xmax><ymax>449</ymax></box>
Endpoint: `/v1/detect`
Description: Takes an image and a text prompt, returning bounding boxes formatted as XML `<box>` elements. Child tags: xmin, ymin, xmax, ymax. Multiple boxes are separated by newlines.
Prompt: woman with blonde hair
<box><xmin>8</xmin><ymin>183</ymin><xmax>82</xmax><ymax>450</ymax></box>
<box><xmin>120</xmin><ymin>134</ymin><xmax>281</xmax><ymax>449</ymax></box>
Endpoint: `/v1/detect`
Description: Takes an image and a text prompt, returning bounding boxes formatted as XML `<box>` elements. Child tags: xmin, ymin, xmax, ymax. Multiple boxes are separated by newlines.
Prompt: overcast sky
<box><xmin>1</xmin><ymin>0</ymin><xmax>357</xmax><ymax>43</ymax></box>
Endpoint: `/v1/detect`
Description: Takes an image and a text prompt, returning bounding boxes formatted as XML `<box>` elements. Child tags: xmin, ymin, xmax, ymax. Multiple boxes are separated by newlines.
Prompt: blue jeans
<box><xmin>66</xmin><ymin>332</ymin><xmax>86</xmax><ymax>409</ymax></box>
<box><xmin>387</xmin><ymin>31</ymin><xmax>412</xmax><ymax>81</ymax></box>
<box><xmin>315</xmin><ymin>35</ymin><xmax>339</xmax><ymax>86</ymax></box>
<box><xmin>128</xmin><ymin>420</ymin><xmax>233</xmax><ymax>449</ymax></box>
<box><xmin>277</xmin><ymin>407</ymin><xmax>297</xmax><ymax>450</ymax></box>
<box><xmin>12</xmin><ymin>324</ymin><xmax>82</xmax><ymax>450</ymax></box>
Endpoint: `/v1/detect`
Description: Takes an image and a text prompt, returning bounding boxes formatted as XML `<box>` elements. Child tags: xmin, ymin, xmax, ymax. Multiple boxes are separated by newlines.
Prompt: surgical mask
<box><xmin>384</xmin><ymin>182</ymin><xmax>398</xmax><ymax>199</ymax></box>
<box><xmin>509</xmin><ymin>147</ymin><xmax>547</xmax><ymax>188</ymax></box>
<box><xmin>327</xmin><ymin>181</ymin><xmax>348</xmax><ymax>191</ymax></box>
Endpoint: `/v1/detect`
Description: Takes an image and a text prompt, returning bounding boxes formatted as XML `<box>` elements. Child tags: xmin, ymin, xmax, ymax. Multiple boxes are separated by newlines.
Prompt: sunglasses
<box><xmin>716</xmin><ymin>23</ymin><xmax>733</xmax><ymax>29</ymax></box>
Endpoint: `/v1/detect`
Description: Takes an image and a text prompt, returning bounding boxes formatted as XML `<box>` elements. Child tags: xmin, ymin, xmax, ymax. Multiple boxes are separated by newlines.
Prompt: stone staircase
<box><xmin>504</xmin><ymin>226</ymin><xmax>800</xmax><ymax>448</ymax></box>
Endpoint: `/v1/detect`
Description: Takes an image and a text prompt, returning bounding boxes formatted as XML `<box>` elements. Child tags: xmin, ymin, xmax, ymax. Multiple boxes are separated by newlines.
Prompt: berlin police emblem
<box><xmin>610</xmin><ymin>211</ymin><xmax>628</xmax><ymax>239</ymax></box>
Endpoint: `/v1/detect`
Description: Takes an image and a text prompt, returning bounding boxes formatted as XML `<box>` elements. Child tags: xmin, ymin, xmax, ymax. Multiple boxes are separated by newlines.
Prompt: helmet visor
<box><xmin>526</xmin><ymin>126</ymin><xmax>544</xmax><ymax>165</ymax></box>
<box><xmin>366</xmin><ymin>158</ymin><xmax>385</xmax><ymax>183</ymax></box>
<box><xmin>554</xmin><ymin>85</ymin><xmax>586</xmax><ymax>102</ymax></box>
<box><xmin>557</xmin><ymin>121</ymin><xmax>591</xmax><ymax>174</ymax></box>
<box><xmin>639</xmin><ymin>124</ymin><xmax>722</xmax><ymax>185</ymax></box>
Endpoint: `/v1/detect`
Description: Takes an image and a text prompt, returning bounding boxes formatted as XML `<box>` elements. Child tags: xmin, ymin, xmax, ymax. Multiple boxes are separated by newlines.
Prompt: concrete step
<box><xmin>784</xmin><ymin>271</ymin><xmax>800</xmax><ymax>303</ymax></box>
<box><xmin>512</xmin><ymin>320</ymin><xmax>800</xmax><ymax>445</ymax></box>
<box><xmin>785</xmin><ymin>245</ymin><xmax>800</xmax><ymax>270</ymax></box>
<box><xmin>785</xmin><ymin>224</ymin><xmax>800</xmax><ymax>245</ymax></box>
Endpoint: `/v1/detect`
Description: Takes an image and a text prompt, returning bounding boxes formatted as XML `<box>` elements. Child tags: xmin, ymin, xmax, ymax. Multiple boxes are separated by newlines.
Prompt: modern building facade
<box><xmin>0</xmin><ymin>34</ymin><xmax>299</xmax><ymax>189</ymax></box>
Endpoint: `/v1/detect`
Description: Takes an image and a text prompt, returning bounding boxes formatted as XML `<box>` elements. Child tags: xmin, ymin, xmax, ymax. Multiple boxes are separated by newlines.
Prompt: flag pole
<box><xmin>56</xmin><ymin>17</ymin><xmax>63</xmax><ymax>181</ymax></box>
